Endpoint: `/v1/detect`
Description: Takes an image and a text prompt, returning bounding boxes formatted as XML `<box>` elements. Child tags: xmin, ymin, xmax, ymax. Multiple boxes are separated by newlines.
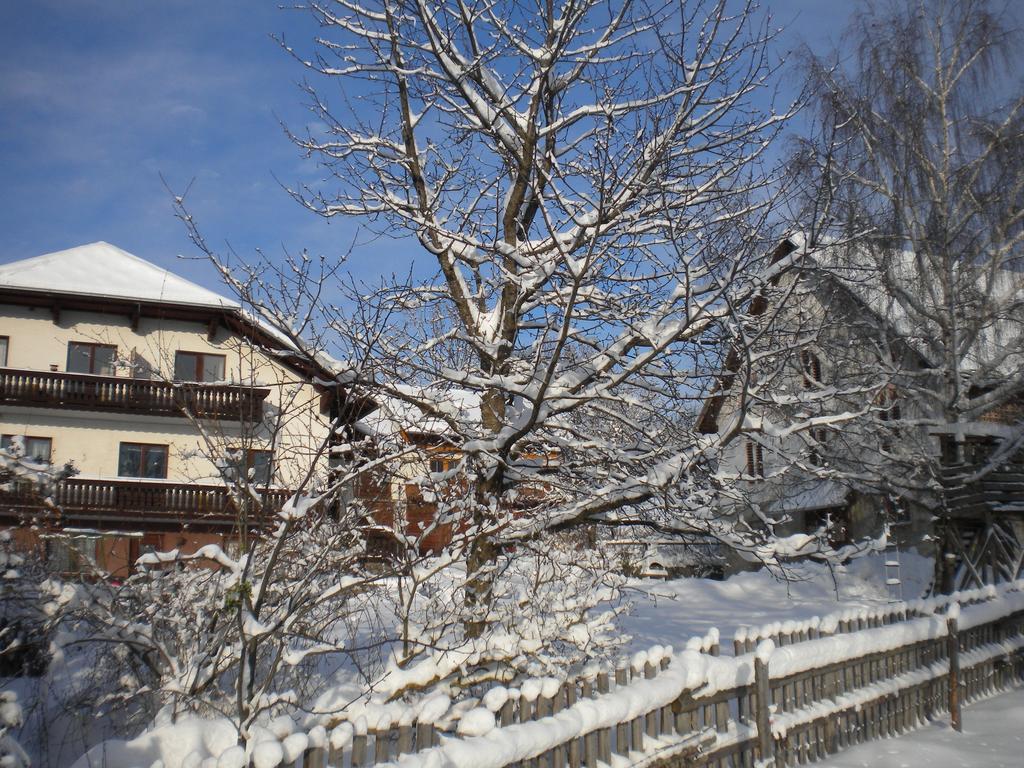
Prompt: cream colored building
<box><xmin>0</xmin><ymin>242</ymin><xmax>357</xmax><ymax>575</ymax></box>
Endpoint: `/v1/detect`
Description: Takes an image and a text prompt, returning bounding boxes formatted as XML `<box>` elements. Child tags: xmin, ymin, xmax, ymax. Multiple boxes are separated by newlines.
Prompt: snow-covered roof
<box><xmin>0</xmin><ymin>241</ymin><xmax>238</xmax><ymax>309</ymax></box>
<box><xmin>764</xmin><ymin>479</ymin><xmax>848</xmax><ymax>514</ymax></box>
<box><xmin>796</xmin><ymin>234</ymin><xmax>1024</xmax><ymax>377</ymax></box>
<box><xmin>358</xmin><ymin>385</ymin><xmax>482</xmax><ymax>440</ymax></box>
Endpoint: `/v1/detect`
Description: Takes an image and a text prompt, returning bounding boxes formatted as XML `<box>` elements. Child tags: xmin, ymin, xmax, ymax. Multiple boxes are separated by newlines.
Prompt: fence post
<box><xmin>397</xmin><ymin>723</ymin><xmax>413</xmax><ymax>756</ymax></box>
<box><xmin>567</xmin><ymin>681</ymin><xmax>582</xmax><ymax>768</ymax></box>
<box><xmin>302</xmin><ymin>726</ymin><xmax>328</xmax><ymax>768</ymax></box>
<box><xmin>351</xmin><ymin>721</ymin><xmax>368</xmax><ymax>767</ymax></box>
<box><xmin>755</xmin><ymin>652</ymin><xmax>773</xmax><ymax>764</ymax></box>
<box><xmin>947</xmin><ymin>609</ymin><xmax>962</xmax><ymax>732</ymax></box>
<box><xmin>328</xmin><ymin>722</ymin><xmax>352</xmax><ymax>768</ymax></box>
<box><xmin>552</xmin><ymin>681</ymin><xmax>566</xmax><ymax>768</ymax></box>
<box><xmin>416</xmin><ymin>720</ymin><xmax>436</xmax><ymax>751</ymax></box>
<box><xmin>597</xmin><ymin>671</ymin><xmax>612</xmax><ymax>762</ymax></box>
<box><xmin>582</xmin><ymin>678</ymin><xmax>599</xmax><ymax>767</ymax></box>
<box><xmin>613</xmin><ymin>667</ymin><xmax>629</xmax><ymax>756</ymax></box>
<box><xmin>644</xmin><ymin>663</ymin><xmax>658</xmax><ymax>738</ymax></box>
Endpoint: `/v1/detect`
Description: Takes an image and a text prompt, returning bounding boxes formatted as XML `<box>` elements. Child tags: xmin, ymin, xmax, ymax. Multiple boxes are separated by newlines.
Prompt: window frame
<box><xmin>173</xmin><ymin>351</ymin><xmax>227</xmax><ymax>383</ymax></box>
<box><xmin>117</xmin><ymin>442</ymin><xmax>169</xmax><ymax>479</ymax></box>
<box><xmin>1</xmin><ymin>434</ymin><xmax>53</xmax><ymax>463</ymax></box>
<box><xmin>0</xmin><ymin>335</ymin><xmax>8</xmax><ymax>367</ymax></box>
<box><xmin>66</xmin><ymin>341</ymin><xmax>118</xmax><ymax>376</ymax></box>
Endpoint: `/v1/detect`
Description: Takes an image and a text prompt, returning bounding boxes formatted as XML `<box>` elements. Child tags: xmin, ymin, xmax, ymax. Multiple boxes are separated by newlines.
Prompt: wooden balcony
<box><xmin>0</xmin><ymin>476</ymin><xmax>292</xmax><ymax>530</ymax></box>
<box><xmin>0</xmin><ymin>367</ymin><xmax>269</xmax><ymax>421</ymax></box>
<box><xmin>940</xmin><ymin>462</ymin><xmax>1024</xmax><ymax>518</ymax></box>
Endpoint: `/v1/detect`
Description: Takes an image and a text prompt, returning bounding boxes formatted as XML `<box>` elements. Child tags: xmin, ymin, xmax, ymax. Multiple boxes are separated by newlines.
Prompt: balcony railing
<box><xmin>0</xmin><ymin>367</ymin><xmax>269</xmax><ymax>421</ymax></box>
<box><xmin>0</xmin><ymin>476</ymin><xmax>292</xmax><ymax>528</ymax></box>
<box><xmin>940</xmin><ymin>462</ymin><xmax>1024</xmax><ymax>518</ymax></box>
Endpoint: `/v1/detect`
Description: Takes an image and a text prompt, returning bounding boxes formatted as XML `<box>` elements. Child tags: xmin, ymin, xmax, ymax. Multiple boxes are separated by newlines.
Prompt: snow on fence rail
<box><xmin>232</xmin><ymin>583</ymin><xmax>1024</xmax><ymax>768</ymax></box>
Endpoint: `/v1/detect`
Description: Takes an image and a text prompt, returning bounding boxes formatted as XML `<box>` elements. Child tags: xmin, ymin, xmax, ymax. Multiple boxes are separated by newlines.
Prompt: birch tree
<box><xmin>800</xmin><ymin>0</ymin><xmax>1024</xmax><ymax>585</ymax></box>
<box><xmin>271</xmin><ymin>0</ymin><xmax>814</xmax><ymax>631</ymax></box>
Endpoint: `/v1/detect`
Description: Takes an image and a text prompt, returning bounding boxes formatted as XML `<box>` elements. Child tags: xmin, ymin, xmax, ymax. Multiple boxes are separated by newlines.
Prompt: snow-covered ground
<box><xmin>621</xmin><ymin>550</ymin><xmax>934</xmax><ymax>653</ymax></box>
<box><xmin>820</xmin><ymin>686</ymin><xmax>1024</xmax><ymax>768</ymax></box>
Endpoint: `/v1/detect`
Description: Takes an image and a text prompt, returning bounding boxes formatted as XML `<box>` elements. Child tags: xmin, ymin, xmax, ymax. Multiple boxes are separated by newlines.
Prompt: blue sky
<box><xmin>0</xmin><ymin>1</ymin><xmax>857</xmax><ymax>294</ymax></box>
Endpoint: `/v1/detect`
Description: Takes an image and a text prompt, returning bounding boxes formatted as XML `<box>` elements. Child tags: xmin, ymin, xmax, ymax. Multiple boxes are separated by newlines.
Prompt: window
<box><xmin>174</xmin><ymin>351</ymin><xmax>226</xmax><ymax>382</ymax></box>
<box><xmin>800</xmin><ymin>350</ymin><xmax>823</xmax><ymax>388</ymax></box>
<box><xmin>71</xmin><ymin>535</ymin><xmax>99</xmax><ymax>569</ymax></box>
<box><xmin>745</xmin><ymin>439</ymin><xmax>764</xmax><ymax>478</ymax></box>
<box><xmin>118</xmin><ymin>443</ymin><xmax>168</xmax><ymax>479</ymax></box>
<box><xmin>224</xmin><ymin>448</ymin><xmax>273</xmax><ymax>486</ymax></box>
<box><xmin>877</xmin><ymin>386</ymin><xmax>901</xmax><ymax>423</ymax></box>
<box><xmin>805</xmin><ymin>509</ymin><xmax>849</xmax><ymax>546</ymax></box>
<box><xmin>429</xmin><ymin>457</ymin><xmax>455</xmax><ymax>474</ymax></box>
<box><xmin>129</xmin><ymin>533</ymin><xmax>163</xmax><ymax>569</ymax></box>
<box><xmin>808</xmin><ymin>427</ymin><xmax>828</xmax><ymax>466</ymax></box>
<box><xmin>0</xmin><ymin>336</ymin><xmax>7</xmax><ymax>366</ymax></box>
<box><xmin>46</xmin><ymin>534</ymin><xmax>101</xmax><ymax>574</ymax></box>
<box><xmin>67</xmin><ymin>342</ymin><xmax>117</xmax><ymax>375</ymax></box>
<box><xmin>1</xmin><ymin>435</ymin><xmax>52</xmax><ymax>463</ymax></box>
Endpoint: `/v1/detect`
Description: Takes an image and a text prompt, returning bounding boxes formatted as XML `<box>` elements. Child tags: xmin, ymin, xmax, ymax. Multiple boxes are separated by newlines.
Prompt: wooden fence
<box><xmin>276</xmin><ymin>585</ymin><xmax>1024</xmax><ymax>768</ymax></box>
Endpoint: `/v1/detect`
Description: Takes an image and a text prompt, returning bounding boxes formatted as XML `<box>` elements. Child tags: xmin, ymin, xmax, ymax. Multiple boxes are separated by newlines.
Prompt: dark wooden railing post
<box><xmin>947</xmin><ymin>610</ymin><xmax>962</xmax><ymax>732</ymax></box>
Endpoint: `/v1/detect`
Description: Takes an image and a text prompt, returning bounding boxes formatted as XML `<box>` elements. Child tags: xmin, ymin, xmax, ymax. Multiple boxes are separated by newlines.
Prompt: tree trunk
<box><xmin>464</xmin><ymin>386</ymin><xmax>507</xmax><ymax>638</ymax></box>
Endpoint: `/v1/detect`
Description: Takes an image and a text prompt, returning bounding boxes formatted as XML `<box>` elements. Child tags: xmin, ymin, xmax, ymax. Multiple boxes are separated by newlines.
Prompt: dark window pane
<box><xmin>67</xmin><ymin>343</ymin><xmax>93</xmax><ymax>374</ymax></box>
<box><xmin>118</xmin><ymin>444</ymin><xmax>142</xmax><ymax>477</ymax></box>
<box><xmin>47</xmin><ymin>539</ymin><xmax>72</xmax><ymax>573</ymax></box>
<box><xmin>72</xmin><ymin>536</ymin><xmax>98</xmax><ymax>565</ymax></box>
<box><xmin>94</xmin><ymin>346</ymin><xmax>116</xmax><ymax>376</ymax></box>
<box><xmin>143</xmin><ymin>446</ymin><xmax>168</xmax><ymax>478</ymax></box>
<box><xmin>251</xmin><ymin>451</ymin><xmax>272</xmax><ymax>485</ymax></box>
<box><xmin>0</xmin><ymin>337</ymin><xmax>7</xmax><ymax>366</ymax></box>
<box><xmin>25</xmin><ymin>437</ymin><xmax>51</xmax><ymax>463</ymax></box>
<box><xmin>203</xmin><ymin>355</ymin><xmax>225</xmax><ymax>382</ymax></box>
<box><xmin>1</xmin><ymin>435</ymin><xmax>51</xmax><ymax>463</ymax></box>
<box><xmin>174</xmin><ymin>352</ymin><xmax>198</xmax><ymax>381</ymax></box>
